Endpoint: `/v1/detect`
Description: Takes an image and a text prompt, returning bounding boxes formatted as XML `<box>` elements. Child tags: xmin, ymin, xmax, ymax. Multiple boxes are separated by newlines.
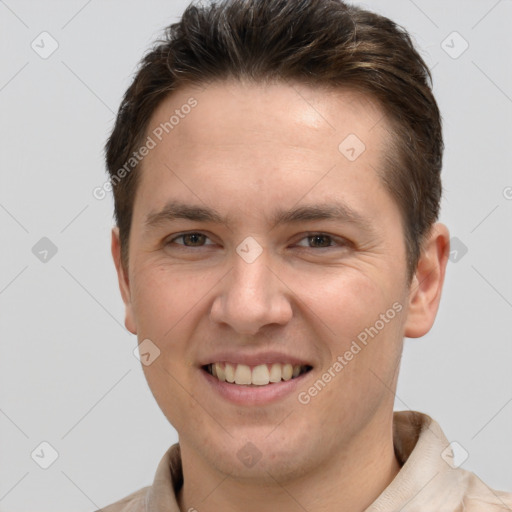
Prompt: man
<box><xmin>99</xmin><ymin>0</ymin><xmax>512</xmax><ymax>510</ymax></box>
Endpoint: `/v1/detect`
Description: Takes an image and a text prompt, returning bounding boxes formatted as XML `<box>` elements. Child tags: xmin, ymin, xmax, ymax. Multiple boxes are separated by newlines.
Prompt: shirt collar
<box><xmin>144</xmin><ymin>410</ymin><xmax>505</xmax><ymax>511</ymax></box>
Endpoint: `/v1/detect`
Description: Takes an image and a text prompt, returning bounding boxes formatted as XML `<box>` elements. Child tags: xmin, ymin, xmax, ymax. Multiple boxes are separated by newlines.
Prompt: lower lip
<box><xmin>201</xmin><ymin>367</ymin><xmax>312</xmax><ymax>406</ymax></box>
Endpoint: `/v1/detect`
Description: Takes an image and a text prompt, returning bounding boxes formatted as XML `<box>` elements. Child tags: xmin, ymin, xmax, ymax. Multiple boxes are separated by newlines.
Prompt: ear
<box><xmin>111</xmin><ymin>227</ymin><xmax>137</xmax><ymax>334</ymax></box>
<box><xmin>403</xmin><ymin>222</ymin><xmax>450</xmax><ymax>338</ymax></box>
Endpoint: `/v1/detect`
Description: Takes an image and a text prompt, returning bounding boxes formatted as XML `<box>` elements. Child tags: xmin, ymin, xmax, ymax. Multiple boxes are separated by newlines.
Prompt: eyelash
<box><xmin>165</xmin><ymin>232</ymin><xmax>349</xmax><ymax>250</ymax></box>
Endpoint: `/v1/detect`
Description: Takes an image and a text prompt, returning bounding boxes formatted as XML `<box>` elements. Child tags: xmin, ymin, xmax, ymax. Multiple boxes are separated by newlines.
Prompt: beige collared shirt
<box><xmin>97</xmin><ymin>410</ymin><xmax>512</xmax><ymax>511</ymax></box>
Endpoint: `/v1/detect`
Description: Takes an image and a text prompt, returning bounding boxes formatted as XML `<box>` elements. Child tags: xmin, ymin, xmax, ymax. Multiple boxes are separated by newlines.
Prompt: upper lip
<box><xmin>199</xmin><ymin>350</ymin><xmax>313</xmax><ymax>368</ymax></box>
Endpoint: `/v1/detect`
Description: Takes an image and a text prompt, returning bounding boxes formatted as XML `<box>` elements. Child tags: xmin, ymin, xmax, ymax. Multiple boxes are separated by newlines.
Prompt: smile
<box><xmin>203</xmin><ymin>362</ymin><xmax>313</xmax><ymax>386</ymax></box>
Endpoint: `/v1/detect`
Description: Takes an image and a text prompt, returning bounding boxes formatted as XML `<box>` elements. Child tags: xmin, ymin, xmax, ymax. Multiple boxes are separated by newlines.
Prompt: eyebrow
<box><xmin>144</xmin><ymin>200</ymin><xmax>376</xmax><ymax>234</ymax></box>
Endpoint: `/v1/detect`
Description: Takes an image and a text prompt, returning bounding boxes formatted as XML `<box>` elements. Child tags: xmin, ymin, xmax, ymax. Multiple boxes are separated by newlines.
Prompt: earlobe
<box><xmin>403</xmin><ymin>223</ymin><xmax>450</xmax><ymax>339</ymax></box>
<box><xmin>111</xmin><ymin>227</ymin><xmax>137</xmax><ymax>335</ymax></box>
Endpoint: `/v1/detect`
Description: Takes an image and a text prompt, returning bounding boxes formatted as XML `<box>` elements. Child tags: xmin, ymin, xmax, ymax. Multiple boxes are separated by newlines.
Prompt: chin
<box><xmin>202</xmin><ymin>428</ymin><xmax>319</xmax><ymax>483</ymax></box>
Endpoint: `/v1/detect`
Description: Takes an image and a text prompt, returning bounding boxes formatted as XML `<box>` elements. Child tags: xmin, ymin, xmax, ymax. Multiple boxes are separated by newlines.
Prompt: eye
<box><xmin>167</xmin><ymin>232</ymin><xmax>215</xmax><ymax>247</ymax></box>
<box><xmin>165</xmin><ymin>231</ymin><xmax>349</xmax><ymax>251</ymax></box>
<box><xmin>294</xmin><ymin>233</ymin><xmax>347</xmax><ymax>249</ymax></box>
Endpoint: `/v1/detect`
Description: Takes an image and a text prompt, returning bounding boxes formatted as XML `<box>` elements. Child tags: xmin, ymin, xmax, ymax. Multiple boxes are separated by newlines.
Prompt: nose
<box><xmin>209</xmin><ymin>247</ymin><xmax>293</xmax><ymax>336</ymax></box>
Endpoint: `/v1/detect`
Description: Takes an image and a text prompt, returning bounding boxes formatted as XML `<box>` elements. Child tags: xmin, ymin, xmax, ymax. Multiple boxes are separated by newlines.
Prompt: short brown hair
<box><xmin>105</xmin><ymin>0</ymin><xmax>443</xmax><ymax>282</ymax></box>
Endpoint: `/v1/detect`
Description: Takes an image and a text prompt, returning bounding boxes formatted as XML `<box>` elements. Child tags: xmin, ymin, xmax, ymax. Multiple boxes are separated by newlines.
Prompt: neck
<box><xmin>177</xmin><ymin>414</ymin><xmax>401</xmax><ymax>512</ymax></box>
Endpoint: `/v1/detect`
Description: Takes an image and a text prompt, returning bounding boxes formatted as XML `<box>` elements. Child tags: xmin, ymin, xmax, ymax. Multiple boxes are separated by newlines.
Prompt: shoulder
<box><xmin>93</xmin><ymin>486</ymin><xmax>149</xmax><ymax>512</ymax></box>
<box><xmin>460</xmin><ymin>474</ymin><xmax>512</xmax><ymax>512</ymax></box>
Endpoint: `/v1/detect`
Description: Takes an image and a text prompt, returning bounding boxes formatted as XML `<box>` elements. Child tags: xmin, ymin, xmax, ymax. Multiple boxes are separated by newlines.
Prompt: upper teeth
<box><xmin>209</xmin><ymin>362</ymin><xmax>304</xmax><ymax>386</ymax></box>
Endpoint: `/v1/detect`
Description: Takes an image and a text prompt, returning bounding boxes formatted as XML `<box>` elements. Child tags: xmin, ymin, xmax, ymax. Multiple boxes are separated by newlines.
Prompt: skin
<box><xmin>112</xmin><ymin>80</ymin><xmax>450</xmax><ymax>512</ymax></box>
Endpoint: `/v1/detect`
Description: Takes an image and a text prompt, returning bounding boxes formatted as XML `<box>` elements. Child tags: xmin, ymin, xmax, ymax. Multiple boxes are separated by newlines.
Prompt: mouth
<box><xmin>202</xmin><ymin>362</ymin><xmax>313</xmax><ymax>386</ymax></box>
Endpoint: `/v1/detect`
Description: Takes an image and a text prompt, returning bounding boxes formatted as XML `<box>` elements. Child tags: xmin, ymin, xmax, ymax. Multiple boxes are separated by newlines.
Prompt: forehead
<box><xmin>134</xmin><ymin>80</ymin><xmax>395</xmax><ymax>226</ymax></box>
<box><xmin>147</xmin><ymin>80</ymin><xmax>388</xmax><ymax>153</ymax></box>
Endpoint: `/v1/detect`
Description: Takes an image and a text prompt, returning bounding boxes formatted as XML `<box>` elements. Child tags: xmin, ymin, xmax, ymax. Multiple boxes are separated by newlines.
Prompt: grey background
<box><xmin>0</xmin><ymin>0</ymin><xmax>511</xmax><ymax>510</ymax></box>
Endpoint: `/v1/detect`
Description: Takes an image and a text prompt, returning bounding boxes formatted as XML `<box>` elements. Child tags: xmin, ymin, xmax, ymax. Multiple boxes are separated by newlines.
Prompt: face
<box><xmin>112</xmin><ymin>80</ymin><xmax>444</xmax><ymax>483</ymax></box>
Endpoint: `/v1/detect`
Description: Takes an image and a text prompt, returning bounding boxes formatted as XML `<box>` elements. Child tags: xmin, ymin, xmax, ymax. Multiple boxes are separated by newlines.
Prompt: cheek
<box><xmin>295</xmin><ymin>267</ymin><xmax>405</xmax><ymax>389</ymax></box>
<box><xmin>296</xmin><ymin>268</ymin><xmax>393</xmax><ymax>339</ymax></box>
<box><xmin>131</xmin><ymin>265</ymin><xmax>204</xmax><ymax>338</ymax></box>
